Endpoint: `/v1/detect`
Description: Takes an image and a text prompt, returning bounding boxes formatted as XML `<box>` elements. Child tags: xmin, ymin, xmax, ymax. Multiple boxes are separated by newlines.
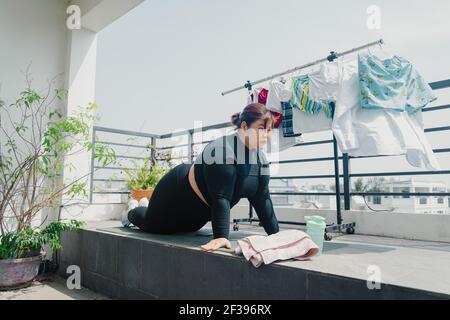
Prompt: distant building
<box><xmin>296</xmin><ymin>183</ymin><xmax>337</xmax><ymax>210</ymax></box>
<box><xmin>273</xmin><ymin>178</ymin><xmax>450</xmax><ymax>214</ymax></box>
<box><xmin>360</xmin><ymin>178</ymin><xmax>449</xmax><ymax>214</ymax></box>
<box><xmin>270</xmin><ymin>182</ymin><xmax>337</xmax><ymax>210</ymax></box>
<box><xmin>269</xmin><ymin>179</ymin><xmax>299</xmax><ymax>207</ymax></box>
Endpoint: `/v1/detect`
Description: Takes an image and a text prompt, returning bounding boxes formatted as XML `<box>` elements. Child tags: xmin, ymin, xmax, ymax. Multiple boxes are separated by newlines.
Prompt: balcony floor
<box><xmin>0</xmin><ymin>275</ymin><xmax>109</xmax><ymax>300</ymax></box>
<box><xmin>58</xmin><ymin>220</ymin><xmax>450</xmax><ymax>299</ymax></box>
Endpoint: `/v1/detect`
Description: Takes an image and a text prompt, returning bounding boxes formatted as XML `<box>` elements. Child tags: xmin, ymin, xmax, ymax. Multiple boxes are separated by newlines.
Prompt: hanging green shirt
<box><xmin>358</xmin><ymin>52</ymin><xmax>437</xmax><ymax>113</ymax></box>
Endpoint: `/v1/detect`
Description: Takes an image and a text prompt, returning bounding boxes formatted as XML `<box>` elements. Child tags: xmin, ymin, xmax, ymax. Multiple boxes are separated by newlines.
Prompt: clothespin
<box><xmin>327</xmin><ymin>51</ymin><xmax>338</xmax><ymax>62</ymax></box>
<box><xmin>244</xmin><ymin>80</ymin><xmax>253</xmax><ymax>92</ymax></box>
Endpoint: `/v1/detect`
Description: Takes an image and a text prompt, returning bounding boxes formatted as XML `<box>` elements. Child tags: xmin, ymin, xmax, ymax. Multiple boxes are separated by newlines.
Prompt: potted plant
<box><xmin>0</xmin><ymin>69</ymin><xmax>116</xmax><ymax>290</ymax></box>
<box><xmin>123</xmin><ymin>155</ymin><xmax>171</xmax><ymax>202</ymax></box>
<box><xmin>0</xmin><ymin>220</ymin><xmax>82</xmax><ymax>290</ymax></box>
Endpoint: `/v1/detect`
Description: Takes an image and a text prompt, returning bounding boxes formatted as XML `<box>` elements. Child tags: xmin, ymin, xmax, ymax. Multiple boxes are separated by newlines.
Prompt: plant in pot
<box><xmin>122</xmin><ymin>147</ymin><xmax>173</xmax><ymax>202</ymax></box>
<box><xmin>0</xmin><ymin>220</ymin><xmax>83</xmax><ymax>290</ymax></box>
<box><xmin>0</xmin><ymin>70</ymin><xmax>116</xmax><ymax>290</ymax></box>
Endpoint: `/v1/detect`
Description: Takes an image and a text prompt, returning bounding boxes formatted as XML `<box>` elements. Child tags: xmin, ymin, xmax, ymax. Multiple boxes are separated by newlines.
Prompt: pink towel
<box><xmin>235</xmin><ymin>229</ymin><xmax>319</xmax><ymax>267</ymax></box>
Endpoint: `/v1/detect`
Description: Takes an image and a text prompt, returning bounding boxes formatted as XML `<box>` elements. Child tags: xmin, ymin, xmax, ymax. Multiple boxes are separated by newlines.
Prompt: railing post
<box><xmin>187</xmin><ymin>131</ymin><xmax>194</xmax><ymax>163</ymax></box>
<box><xmin>150</xmin><ymin>136</ymin><xmax>156</xmax><ymax>166</ymax></box>
<box><xmin>332</xmin><ymin>135</ymin><xmax>342</xmax><ymax>225</ymax></box>
<box><xmin>89</xmin><ymin>127</ymin><xmax>96</xmax><ymax>204</ymax></box>
<box><xmin>343</xmin><ymin>153</ymin><xmax>351</xmax><ymax>210</ymax></box>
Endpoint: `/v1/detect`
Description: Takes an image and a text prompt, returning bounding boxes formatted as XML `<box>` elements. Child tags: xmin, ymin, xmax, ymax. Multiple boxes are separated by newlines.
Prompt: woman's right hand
<box><xmin>200</xmin><ymin>237</ymin><xmax>231</xmax><ymax>252</ymax></box>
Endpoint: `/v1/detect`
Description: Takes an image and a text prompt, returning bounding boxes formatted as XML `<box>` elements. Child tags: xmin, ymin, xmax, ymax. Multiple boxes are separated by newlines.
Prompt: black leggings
<box><xmin>128</xmin><ymin>163</ymin><xmax>211</xmax><ymax>234</ymax></box>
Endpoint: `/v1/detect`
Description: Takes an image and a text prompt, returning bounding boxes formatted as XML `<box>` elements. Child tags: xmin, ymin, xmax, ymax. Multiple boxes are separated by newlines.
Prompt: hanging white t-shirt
<box><xmin>266</xmin><ymin>79</ymin><xmax>292</xmax><ymax>113</ymax></box>
<box><xmin>329</xmin><ymin>58</ymin><xmax>440</xmax><ymax>170</ymax></box>
<box><xmin>293</xmin><ymin>62</ymin><xmax>341</xmax><ymax>133</ymax></box>
<box><xmin>297</xmin><ymin>61</ymin><xmax>342</xmax><ymax>133</ymax></box>
<box><xmin>292</xmin><ymin>108</ymin><xmax>331</xmax><ymax>133</ymax></box>
<box><xmin>308</xmin><ymin>61</ymin><xmax>341</xmax><ymax>101</ymax></box>
<box><xmin>247</xmin><ymin>87</ymin><xmax>263</xmax><ymax>105</ymax></box>
<box><xmin>269</xmin><ymin>128</ymin><xmax>304</xmax><ymax>153</ymax></box>
<box><xmin>266</xmin><ymin>73</ymin><xmax>333</xmax><ymax>134</ymax></box>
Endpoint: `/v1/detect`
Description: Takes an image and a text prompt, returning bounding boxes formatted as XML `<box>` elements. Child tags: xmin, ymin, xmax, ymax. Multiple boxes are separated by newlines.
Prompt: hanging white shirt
<box><xmin>266</xmin><ymin>79</ymin><xmax>292</xmax><ymax>113</ymax></box>
<box><xmin>330</xmin><ymin>58</ymin><xmax>440</xmax><ymax>170</ymax></box>
<box><xmin>266</xmin><ymin>74</ymin><xmax>333</xmax><ymax>134</ymax></box>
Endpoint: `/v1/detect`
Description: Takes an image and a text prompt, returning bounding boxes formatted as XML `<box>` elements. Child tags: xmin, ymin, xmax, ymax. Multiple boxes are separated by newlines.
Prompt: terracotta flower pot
<box><xmin>131</xmin><ymin>189</ymin><xmax>153</xmax><ymax>202</ymax></box>
<box><xmin>0</xmin><ymin>255</ymin><xmax>43</xmax><ymax>290</ymax></box>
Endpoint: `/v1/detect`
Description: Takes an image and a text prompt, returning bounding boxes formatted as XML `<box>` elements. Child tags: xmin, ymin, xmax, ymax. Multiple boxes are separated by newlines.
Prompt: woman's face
<box><xmin>241</xmin><ymin>118</ymin><xmax>273</xmax><ymax>149</ymax></box>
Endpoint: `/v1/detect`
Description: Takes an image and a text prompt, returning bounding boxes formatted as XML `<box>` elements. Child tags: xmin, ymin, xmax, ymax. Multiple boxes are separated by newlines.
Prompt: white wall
<box><xmin>0</xmin><ymin>0</ymin><xmax>69</xmax><ymax>105</ymax></box>
<box><xmin>0</xmin><ymin>0</ymin><xmax>70</xmax><ymax>231</ymax></box>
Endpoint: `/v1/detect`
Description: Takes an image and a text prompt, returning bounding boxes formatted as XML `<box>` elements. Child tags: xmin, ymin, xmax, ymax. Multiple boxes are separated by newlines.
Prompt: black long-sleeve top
<box><xmin>193</xmin><ymin>131</ymin><xmax>280</xmax><ymax>239</ymax></box>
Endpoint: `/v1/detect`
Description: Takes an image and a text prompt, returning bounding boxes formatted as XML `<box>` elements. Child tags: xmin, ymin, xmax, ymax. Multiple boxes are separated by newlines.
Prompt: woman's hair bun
<box><xmin>231</xmin><ymin>112</ymin><xmax>241</xmax><ymax>128</ymax></box>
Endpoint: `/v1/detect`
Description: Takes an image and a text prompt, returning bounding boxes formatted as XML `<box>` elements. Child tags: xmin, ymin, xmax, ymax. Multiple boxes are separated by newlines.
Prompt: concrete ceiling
<box><xmin>69</xmin><ymin>0</ymin><xmax>145</xmax><ymax>33</ymax></box>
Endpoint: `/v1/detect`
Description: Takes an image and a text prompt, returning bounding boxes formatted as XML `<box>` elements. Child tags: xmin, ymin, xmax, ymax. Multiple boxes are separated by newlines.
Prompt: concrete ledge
<box><xmin>57</xmin><ymin>221</ymin><xmax>450</xmax><ymax>300</ymax></box>
<box><xmin>232</xmin><ymin>205</ymin><xmax>450</xmax><ymax>243</ymax></box>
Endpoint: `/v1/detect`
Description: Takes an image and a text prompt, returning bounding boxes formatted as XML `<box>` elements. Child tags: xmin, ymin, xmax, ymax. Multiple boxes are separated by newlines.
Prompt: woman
<box><xmin>123</xmin><ymin>103</ymin><xmax>280</xmax><ymax>252</ymax></box>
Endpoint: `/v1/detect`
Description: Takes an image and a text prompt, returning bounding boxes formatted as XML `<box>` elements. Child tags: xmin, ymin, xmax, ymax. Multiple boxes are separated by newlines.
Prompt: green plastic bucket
<box><xmin>304</xmin><ymin>215</ymin><xmax>326</xmax><ymax>255</ymax></box>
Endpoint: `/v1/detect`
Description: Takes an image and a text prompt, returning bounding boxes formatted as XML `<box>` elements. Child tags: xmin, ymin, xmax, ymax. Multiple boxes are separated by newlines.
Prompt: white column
<box><xmin>41</xmin><ymin>27</ymin><xmax>99</xmax><ymax>225</ymax></box>
<box><xmin>41</xmin><ymin>0</ymin><xmax>146</xmax><ymax>224</ymax></box>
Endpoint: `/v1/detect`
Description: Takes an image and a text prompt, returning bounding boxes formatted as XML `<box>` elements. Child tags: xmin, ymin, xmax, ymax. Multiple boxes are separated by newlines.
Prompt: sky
<box><xmin>94</xmin><ymin>0</ymin><xmax>450</xmax><ymax>189</ymax></box>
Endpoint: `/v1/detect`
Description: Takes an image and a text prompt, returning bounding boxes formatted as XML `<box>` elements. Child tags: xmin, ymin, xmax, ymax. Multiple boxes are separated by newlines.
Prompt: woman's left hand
<box><xmin>200</xmin><ymin>237</ymin><xmax>231</xmax><ymax>252</ymax></box>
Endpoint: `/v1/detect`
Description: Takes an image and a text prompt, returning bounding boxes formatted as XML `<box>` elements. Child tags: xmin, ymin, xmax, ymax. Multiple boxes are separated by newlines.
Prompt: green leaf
<box><xmin>0</xmin><ymin>221</ymin><xmax>84</xmax><ymax>259</ymax></box>
<box><xmin>15</xmin><ymin>124</ymin><xmax>28</xmax><ymax>133</ymax></box>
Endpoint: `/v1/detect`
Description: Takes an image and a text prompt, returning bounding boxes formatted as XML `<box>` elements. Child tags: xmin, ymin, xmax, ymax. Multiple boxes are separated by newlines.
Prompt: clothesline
<box><xmin>220</xmin><ymin>38</ymin><xmax>384</xmax><ymax>96</ymax></box>
<box><xmin>250</xmin><ymin>41</ymin><xmax>440</xmax><ymax>171</ymax></box>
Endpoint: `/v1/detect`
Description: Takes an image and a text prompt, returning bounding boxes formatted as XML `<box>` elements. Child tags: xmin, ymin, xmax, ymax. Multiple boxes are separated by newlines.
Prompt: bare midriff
<box><xmin>188</xmin><ymin>164</ymin><xmax>210</xmax><ymax>207</ymax></box>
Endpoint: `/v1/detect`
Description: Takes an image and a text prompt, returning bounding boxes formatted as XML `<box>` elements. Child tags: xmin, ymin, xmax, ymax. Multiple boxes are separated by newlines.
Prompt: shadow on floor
<box><xmin>322</xmin><ymin>242</ymin><xmax>394</xmax><ymax>255</ymax></box>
